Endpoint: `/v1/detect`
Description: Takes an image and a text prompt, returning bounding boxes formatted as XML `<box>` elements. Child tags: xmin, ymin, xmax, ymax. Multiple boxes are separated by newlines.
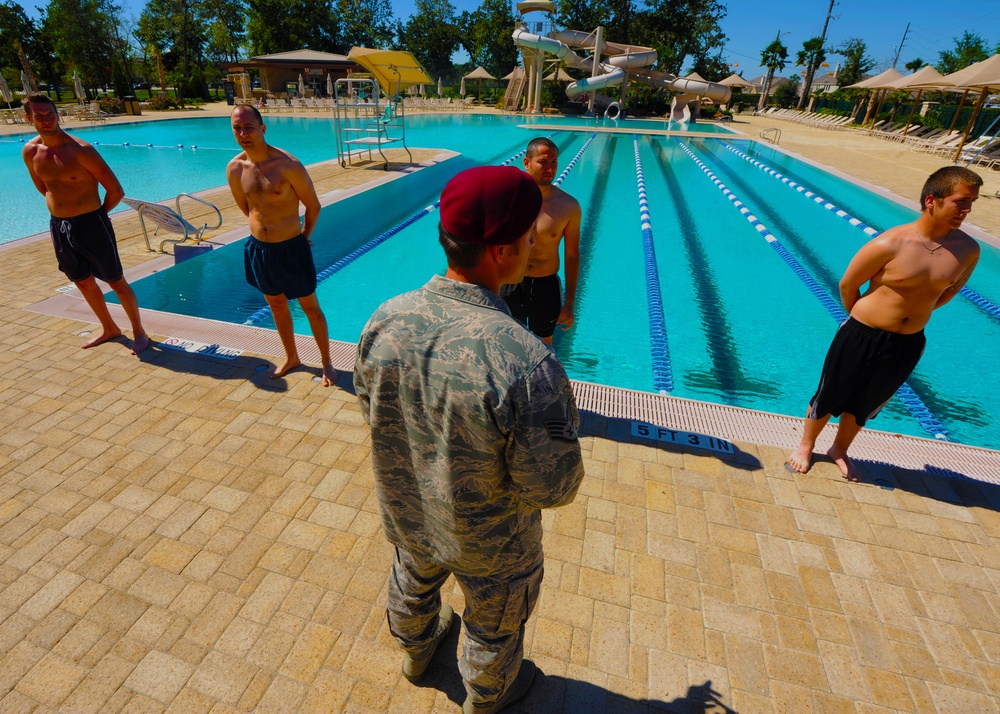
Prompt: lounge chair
<box><xmin>123</xmin><ymin>194</ymin><xmax>223</xmax><ymax>254</ymax></box>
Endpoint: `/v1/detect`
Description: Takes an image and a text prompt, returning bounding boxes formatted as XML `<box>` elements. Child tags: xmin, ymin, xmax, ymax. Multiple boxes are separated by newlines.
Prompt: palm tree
<box><xmin>758</xmin><ymin>37</ymin><xmax>788</xmax><ymax>110</ymax></box>
<box><xmin>796</xmin><ymin>37</ymin><xmax>826</xmax><ymax>110</ymax></box>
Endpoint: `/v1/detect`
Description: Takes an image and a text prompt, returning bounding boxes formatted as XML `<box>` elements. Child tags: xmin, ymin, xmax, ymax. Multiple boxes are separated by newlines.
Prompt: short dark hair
<box><xmin>232</xmin><ymin>103</ymin><xmax>263</xmax><ymax>124</ymax></box>
<box><xmin>526</xmin><ymin>137</ymin><xmax>557</xmax><ymax>158</ymax></box>
<box><xmin>22</xmin><ymin>93</ymin><xmax>58</xmax><ymax>116</ymax></box>
<box><xmin>920</xmin><ymin>166</ymin><xmax>983</xmax><ymax>210</ymax></box>
<box><xmin>439</xmin><ymin>224</ymin><xmax>488</xmax><ymax>268</ymax></box>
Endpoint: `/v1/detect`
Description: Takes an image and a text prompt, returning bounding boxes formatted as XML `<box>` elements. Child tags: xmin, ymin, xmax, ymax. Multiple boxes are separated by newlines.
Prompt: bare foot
<box><xmin>130</xmin><ymin>333</ymin><xmax>151</xmax><ymax>355</ymax></box>
<box><xmin>270</xmin><ymin>357</ymin><xmax>301</xmax><ymax>379</ymax></box>
<box><xmin>826</xmin><ymin>446</ymin><xmax>859</xmax><ymax>482</ymax></box>
<box><xmin>321</xmin><ymin>363</ymin><xmax>338</xmax><ymax>387</ymax></box>
<box><xmin>81</xmin><ymin>328</ymin><xmax>123</xmax><ymax>349</ymax></box>
<box><xmin>786</xmin><ymin>444</ymin><xmax>813</xmax><ymax>474</ymax></box>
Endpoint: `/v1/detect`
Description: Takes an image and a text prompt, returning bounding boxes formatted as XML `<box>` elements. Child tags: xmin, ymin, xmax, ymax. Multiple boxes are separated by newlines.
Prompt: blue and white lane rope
<box><xmin>243</xmin><ymin>135</ymin><xmax>567</xmax><ymax>327</ymax></box>
<box><xmin>722</xmin><ymin>142</ymin><xmax>1000</xmax><ymax>324</ymax></box>
<box><xmin>678</xmin><ymin>140</ymin><xmax>949</xmax><ymax>440</ymax></box>
<box><xmin>633</xmin><ymin>136</ymin><xmax>673</xmax><ymax>394</ymax></box>
<box><xmin>553</xmin><ymin>133</ymin><xmax>597</xmax><ymax>187</ymax></box>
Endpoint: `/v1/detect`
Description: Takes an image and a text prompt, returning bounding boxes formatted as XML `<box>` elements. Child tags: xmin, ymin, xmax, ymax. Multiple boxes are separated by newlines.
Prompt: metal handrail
<box><xmin>759</xmin><ymin>127</ymin><xmax>781</xmax><ymax>145</ymax></box>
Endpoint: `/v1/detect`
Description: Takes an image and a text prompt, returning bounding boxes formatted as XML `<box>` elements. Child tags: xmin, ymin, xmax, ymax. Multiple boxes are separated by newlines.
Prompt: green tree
<box><xmin>402</xmin><ymin>0</ymin><xmax>460</xmax><ymax>82</ymax></box>
<box><xmin>904</xmin><ymin>57</ymin><xmax>924</xmax><ymax>73</ymax></box>
<box><xmin>458</xmin><ymin>0</ymin><xmax>517</xmax><ymax>78</ymax></box>
<box><xmin>632</xmin><ymin>0</ymin><xmax>727</xmax><ymax>76</ymax></box>
<box><xmin>795</xmin><ymin>36</ymin><xmax>825</xmax><ymax>109</ymax></box>
<box><xmin>203</xmin><ymin>0</ymin><xmax>246</xmax><ymax>63</ymax></box>
<box><xmin>246</xmin><ymin>0</ymin><xmax>341</xmax><ymax>55</ymax></box>
<box><xmin>758</xmin><ymin>36</ymin><xmax>787</xmax><ymax>109</ymax></box>
<box><xmin>831</xmin><ymin>38</ymin><xmax>874</xmax><ymax>88</ymax></box>
<box><xmin>42</xmin><ymin>0</ymin><xmax>117</xmax><ymax>93</ymax></box>
<box><xmin>772</xmin><ymin>75</ymin><xmax>799</xmax><ymax>108</ymax></box>
<box><xmin>339</xmin><ymin>0</ymin><xmax>395</xmax><ymax>49</ymax></box>
<box><xmin>137</xmin><ymin>0</ymin><xmax>209</xmax><ymax>91</ymax></box>
<box><xmin>0</xmin><ymin>1</ymin><xmax>37</xmax><ymax>74</ymax></box>
<box><xmin>936</xmin><ymin>31</ymin><xmax>989</xmax><ymax>74</ymax></box>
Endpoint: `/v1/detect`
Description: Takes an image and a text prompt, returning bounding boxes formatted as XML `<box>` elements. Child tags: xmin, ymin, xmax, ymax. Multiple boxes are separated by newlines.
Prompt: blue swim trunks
<box><xmin>244</xmin><ymin>233</ymin><xmax>317</xmax><ymax>300</ymax></box>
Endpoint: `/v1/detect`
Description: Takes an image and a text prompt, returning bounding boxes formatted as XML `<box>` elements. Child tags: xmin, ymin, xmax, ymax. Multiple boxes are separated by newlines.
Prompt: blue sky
<box><xmin>14</xmin><ymin>0</ymin><xmax>1000</xmax><ymax>79</ymax></box>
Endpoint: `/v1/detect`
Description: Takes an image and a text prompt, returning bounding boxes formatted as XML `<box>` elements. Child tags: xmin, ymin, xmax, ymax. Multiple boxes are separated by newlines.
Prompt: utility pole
<box><xmin>891</xmin><ymin>23</ymin><xmax>911</xmax><ymax>69</ymax></box>
<box><xmin>798</xmin><ymin>0</ymin><xmax>838</xmax><ymax>110</ymax></box>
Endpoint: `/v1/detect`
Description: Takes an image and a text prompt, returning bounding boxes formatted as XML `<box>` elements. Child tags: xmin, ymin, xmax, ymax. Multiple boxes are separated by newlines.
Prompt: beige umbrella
<box><xmin>684</xmin><ymin>72</ymin><xmax>707</xmax><ymax>82</ymax></box>
<box><xmin>1</xmin><ymin>73</ymin><xmax>14</xmax><ymax>107</ymax></box>
<box><xmin>932</xmin><ymin>54</ymin><xmax>1000</xmax><ymax>161</ymax></box>
<box><xmin>21</xmin><ymin>70</ymin><xmax>34</xmax><ymax>96</ymax></box>
<box><xmin>543</xmin><ymin>66</ymin><xmax>575</xmax><ymax>82</ymax></box>
<box><xmin>464</xmin><ymin>66</ymin><xmax>496</xmax><ymax>100</ymax></box>
<box><xmin>460</xmin><ymin>77</ymin><xmax>466</xmax><ymax>97</ymax></box>
<box><xmin>719</xmin><ymin>73</ymin><xmax>754</xmax><ymax>89</ymax></box>
<box><xmin>887</xmin><ymin>65</ymin><xmax>946</xmax><ymax>138</ymax></box>
<box><xmin>326</xmin><ymin>72</ymin><xmax>333</xmax><ymax>97</ymax></box>
<box><xmin>437</xmin><ymin>76</ymin><xmax>442</xmax><ymax>96</ymax></box>
<box><xmin>297</xmin><ymin>73</ymin><xmax>305</xmax><ymax>96</ymax></box>
<box><xmin>501</xmin><ymin>67</ymin><xmax>523</xmax><ymax>81</ymax></box>
<box><xmin>845</xmin><ymin>68</ymin><xmax>905</xmax><ymax>129</ymax></box>
<box><xmin>73</xmin><ymin>72</ymin><xmax>86</xmax><ymax>104</ymax></box>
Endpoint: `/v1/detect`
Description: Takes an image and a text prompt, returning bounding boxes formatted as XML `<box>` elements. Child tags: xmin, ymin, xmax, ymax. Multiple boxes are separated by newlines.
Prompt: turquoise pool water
<box><xmin>0</xmin><ymin>113</ymin><xmax>733</xmax><ymax>243</ymax></box>
<box><xmin>7</xmin><ymin>115</ymin><xmax>999</xmax><ymax>449</ymax></box>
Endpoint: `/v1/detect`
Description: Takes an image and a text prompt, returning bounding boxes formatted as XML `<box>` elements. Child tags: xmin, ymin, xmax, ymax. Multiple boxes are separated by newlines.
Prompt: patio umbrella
<box><xmin>501</xmin><ymin>67</ymin><xmax>523</xmax><ymax>81</ymax></box>
<box><xmin>326</xmin><ymin>72</ymin><xmax>333</xmax><ymax>98</ymax></box>
<box><xmin>73</xmin><ymin>73</ymin><xmax>85</xmax><ymax>104</ymax></box>
<box><xmin>0</xmin><ymin>74</ymin><xmax>12</xmax><ymax>107</ymax></box>
<box><xmin>21</xmin><ymin>70</ymin><xmax>34</xmax><ymax>96</ymax></box>
<box><xmin>887</xmin><ymin>65</ymin><xmax>946</xmax><ymax>137</ymax></box>
<box><xmin>437</xmin><ymin>76</ymin><xmax>442</xmax><ymax>96</ymax></box>
<box><xmin>240</xmin><ymin>73</ymin><xmax>251</xmax><ymax>101</ymax></box>
<box><xmin>933</xmin><ymin>53</ymin><xmax>1000</xmax><ymax>161</ymax></box>
<box><xmin>543</xmin><ymin>67</ymin><xmax>574</xmax><ymax>82</ymax></box>
<box><xmin>464</xmin><ymin>66</ymin><xmax>496</xmax><ymax>101</ymax></box>
<box><xmin>460</xmin><ymin>77</ymin><xmax>466</xmax><ymax>97</ymax></box>
<box><xmin>298</xmin><ymin>73</ymin><xmax>305</xmax><ymax>96</ymax></box>
<box><xmin>719</xmin><ymin>73</ymin><xmax>753</xmax><ymax>89</ymax></box>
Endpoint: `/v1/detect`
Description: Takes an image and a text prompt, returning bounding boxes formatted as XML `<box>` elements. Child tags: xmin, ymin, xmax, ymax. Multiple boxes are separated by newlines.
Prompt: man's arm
<box><xmin>558</xmin><ymin>199</ymin><xmax>582</xmax><ymax>331</ymax></box>
<box><xmin>506</xmin><ymin>355</ymin><xmax>585</xmax><ymax>509</ymax></box>
<box><xmin>76</xmin><ymin>144</ymin><xmax>124</xmax><ymax>212</ymax></box>
<box><xmin>288</xmin><ymin>160</ymin><xmax>321</xmax><ymax>239</ymax></box>
<box><xmin>935</xmin><ymin>249</ymin><xmax>980</xmax><ymax>309</ymax></box>
<box><xmin>21</xmin><ymin>144</ymin><xmax>48</xmax><ymax>197</ymax></box>
<box><xmin>226</xmin><ymin>160</ymin><xmax>250</xmax><ymax>217</ymax></box>
<box><xmin>839</xmin><ymin>234</ymin><xmax>896</xmax><ymax>313</ymax></box>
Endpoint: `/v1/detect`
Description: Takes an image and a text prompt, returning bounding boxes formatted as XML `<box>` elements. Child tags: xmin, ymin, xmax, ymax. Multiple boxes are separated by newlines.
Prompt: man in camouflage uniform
<box><xmin>355</xmin><ymin>166</ymin><xmax>585</xmax><ymax>714</ymax></box>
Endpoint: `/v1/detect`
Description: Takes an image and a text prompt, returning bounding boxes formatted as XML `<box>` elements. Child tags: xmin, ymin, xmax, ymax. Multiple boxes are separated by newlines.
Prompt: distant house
<box><xmin>809</xmin><ymin>71</ymin><xmax>839</xmax><ymax>94</ymax></box>
<box><xmin>747</xmin><ymin>75</ymin><xmax>789</xmax><ymax>95</ymax></box>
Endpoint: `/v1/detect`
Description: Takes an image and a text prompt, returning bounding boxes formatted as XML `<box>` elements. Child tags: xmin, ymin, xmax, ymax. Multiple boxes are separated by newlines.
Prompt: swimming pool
<box><xmin>0</xmin><ymin>113</ymin><xmax>732</xmax><ymax>243</ymax></box>
<box><xmin>103</xmin><ymin>115</ymin><xmax>1000</xmax><ymax>451</ymax></box>
<box><xmin>9</xmin><ymin>113</ymin><xmax>999</xmax><ymax>449</ymax></box>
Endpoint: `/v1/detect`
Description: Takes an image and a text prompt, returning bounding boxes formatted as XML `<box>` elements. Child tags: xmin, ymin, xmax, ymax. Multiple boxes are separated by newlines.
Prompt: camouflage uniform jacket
<box><xmin>355</xmin><ymin>275</ymin><xmax>585</xmax><ymax>576</ymax></box>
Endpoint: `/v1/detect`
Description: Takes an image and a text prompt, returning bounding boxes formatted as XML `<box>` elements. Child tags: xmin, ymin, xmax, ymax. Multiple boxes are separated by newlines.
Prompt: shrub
<box><xmin>147</xmin><ymin>94</ymin><xmax>186</xmax><ymax>111</ymax></box>
<box><xmin>99</xmin><ymin>97</ymin><xmax>125</xmax><ymax>115</ymax></box>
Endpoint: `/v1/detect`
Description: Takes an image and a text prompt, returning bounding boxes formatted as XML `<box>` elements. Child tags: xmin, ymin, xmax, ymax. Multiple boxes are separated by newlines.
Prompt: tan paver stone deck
<box><xmin>1</xmin><ymin>107</ymin><xmax>999</xmax><ymax>713</ymax></box>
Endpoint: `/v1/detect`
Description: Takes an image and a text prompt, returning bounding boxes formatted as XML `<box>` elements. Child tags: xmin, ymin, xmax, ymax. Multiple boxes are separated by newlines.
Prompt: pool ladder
<box><xmin>125</xmin><ymin>193</ymin><xmax>223</xmax><ymax>254</ymax></box>
<box><xmin>759</xmin><ymin>127</ymin><xmax>781</xmax><ymax>145</ymax></box>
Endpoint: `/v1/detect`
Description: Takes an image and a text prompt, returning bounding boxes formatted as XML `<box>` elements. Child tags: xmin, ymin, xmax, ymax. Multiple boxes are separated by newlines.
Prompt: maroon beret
<box><xmin>439</xmin><ymin>166</ymin><xmax>542</xmax><ymax>245</ymax></box>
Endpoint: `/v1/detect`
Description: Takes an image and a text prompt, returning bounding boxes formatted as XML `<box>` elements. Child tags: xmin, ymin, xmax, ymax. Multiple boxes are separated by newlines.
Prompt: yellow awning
<box><xmin>347</xmin><ymin>48</ymin><xmax>433</xmax><ymax>95</ymax></box>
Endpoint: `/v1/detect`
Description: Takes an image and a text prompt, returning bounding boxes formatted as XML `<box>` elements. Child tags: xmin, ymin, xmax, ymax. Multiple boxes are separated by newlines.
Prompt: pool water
<box><xmin>0</xmin><ymin>113</ymin><xmax>733</xmax><ymax>242</ymax></box>
<box><xmin>7</xmin><ymin>114</ymin><xmax>998</xmax><ymax>450</ymax></box>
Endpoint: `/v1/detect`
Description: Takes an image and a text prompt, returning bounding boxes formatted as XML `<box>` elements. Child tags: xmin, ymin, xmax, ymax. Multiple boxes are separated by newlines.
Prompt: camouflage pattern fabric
<box><xmin>355</xmin><ymin>274</ymin><xmax>585</xmax><ymax>577</ymax></box>
<box><xmin>387</xmin><ymin>546</ymin><xmax>543</xmax><ymax>704</ymax></box>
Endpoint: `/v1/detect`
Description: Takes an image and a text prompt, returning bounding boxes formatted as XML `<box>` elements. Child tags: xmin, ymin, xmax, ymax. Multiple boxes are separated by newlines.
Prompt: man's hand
<box><xmin>557</xmin><ymin>303</ymin><xmax>574</xmax><ymax>331</ymax></box>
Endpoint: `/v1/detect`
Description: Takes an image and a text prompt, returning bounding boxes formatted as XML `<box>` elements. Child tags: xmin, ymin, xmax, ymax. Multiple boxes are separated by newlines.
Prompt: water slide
<box><xmin>512</xmin><ymin>27</ymin><xmax>731</xmax><ymax>120</ymax></box>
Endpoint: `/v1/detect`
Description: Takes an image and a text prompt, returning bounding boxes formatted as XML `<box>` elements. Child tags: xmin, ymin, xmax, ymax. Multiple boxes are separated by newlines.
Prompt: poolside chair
<box><xmin>123</xmin><ymin>194</ymin><xmax>223</xmax><ymax>254</ymax></box>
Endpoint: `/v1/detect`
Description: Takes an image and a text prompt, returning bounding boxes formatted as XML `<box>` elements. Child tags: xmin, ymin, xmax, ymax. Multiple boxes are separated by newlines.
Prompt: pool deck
<box><xmin>2</xmin><ymin>104</ymin><xmax>1000</xmax><ymax>713</ymax></box>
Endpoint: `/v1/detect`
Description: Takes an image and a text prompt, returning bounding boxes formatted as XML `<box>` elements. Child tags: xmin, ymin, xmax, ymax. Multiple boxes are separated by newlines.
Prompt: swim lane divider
<box><xmin>633</xmin><ymin>135</ymin><xmax>673</xmax><ymax>394</ymax></box>
<box><xmin>243</xmin><ymin>135</ymin><xmax>568</xmax><ymax>327</ymax></box>
<box><xmin>678</xmin><ymin>140</ymin><xmax>949</xmax><ymax>440</ymax></box>
<box><xmin>721</xmin><ymin>142</ymin><xmax>1000</xmax><ymax>325</ymax></box>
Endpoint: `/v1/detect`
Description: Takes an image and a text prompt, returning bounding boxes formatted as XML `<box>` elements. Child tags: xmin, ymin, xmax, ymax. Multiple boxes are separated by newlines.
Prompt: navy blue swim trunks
<box><xmin>244</xmin><ymin>233</ymin><xmax>317</xmax><ymax>300</ymax></box>
<box><xmin>500</xmin><ymin>274</ymin><xmax>562</xmax><ymax>338</ymax></box>
<box><xmin>808</xmin><ymin>317</ymin><xmax>926</xmax><ymax>427</ymax></box>
<box><xmin>49</xmin><ymin>208</ymin><xmax>124</xmax><ymax>283</ymax></box>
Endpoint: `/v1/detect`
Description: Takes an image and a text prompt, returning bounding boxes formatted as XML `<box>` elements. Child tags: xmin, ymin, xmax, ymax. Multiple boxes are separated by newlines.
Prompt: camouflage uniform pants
<box><xmin>386</xmin><ymin>546</ymin><xmax>544</xmax><ymax>705</ymax></box>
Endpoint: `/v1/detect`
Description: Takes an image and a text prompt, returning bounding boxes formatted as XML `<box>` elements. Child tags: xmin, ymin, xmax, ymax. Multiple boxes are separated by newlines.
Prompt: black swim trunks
<box><xmin>49</xmin><ymin>208</ymin><xmax>124</xmax><ymax>283</ymax></box>
<box><xmin>244</xmin><ymin>233</ymin><xmax>317</xmax><ymax>300</ymax></box>
<box><xmin>808</xmin><ymin>317</ymin><xmax>926</xmax><ymax>427</ymax></box>
<box><xmin>500</xmin><ymin>274</ymin><xmax>562</xmax><ymax>339</ymax></box>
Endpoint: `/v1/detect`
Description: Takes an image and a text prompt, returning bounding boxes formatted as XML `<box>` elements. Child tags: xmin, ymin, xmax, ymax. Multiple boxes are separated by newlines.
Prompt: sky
<box><xmin>14</xmin><ymin>0</ymin><xmax>1000</xmax><ymax>80</ymax></box>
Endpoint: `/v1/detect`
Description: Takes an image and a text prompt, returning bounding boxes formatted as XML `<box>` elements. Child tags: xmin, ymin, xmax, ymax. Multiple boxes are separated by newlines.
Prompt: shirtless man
<box><xmin>226</xmin><ymin>104</ymin><xmax>337</xmax><ymax>386</ymax></box>
<box><xmin>500</xmin><ymin>137</ymin><xmax>582</xmax><ymax>344</ymax></box>
<box><xmin>788</xmin><ymin>166</ymin><xmax>982</xmax><ymax>481</ymax></box>
<box><xmin>21</xmin><ymin>93</ymin><xmax>149</xmax><ymax>354</ymax></box>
